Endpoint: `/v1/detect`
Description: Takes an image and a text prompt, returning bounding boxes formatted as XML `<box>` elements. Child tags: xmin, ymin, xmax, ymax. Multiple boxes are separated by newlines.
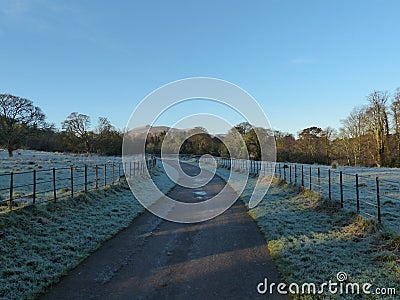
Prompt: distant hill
<box><xmin>126</xmin><ymin>125</ymin><xmax>224</xmax><ymax>137</ymax></box>
<box><xmin>126</xmin><ymin>125</ymin><xmax>182</xmax><ymax>137</ymax></box>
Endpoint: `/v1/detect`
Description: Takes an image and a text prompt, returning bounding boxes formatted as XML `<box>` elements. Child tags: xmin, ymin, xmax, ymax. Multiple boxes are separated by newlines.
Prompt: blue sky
<box><xmin>1</xmin><ymin>0</ymin><xmax>399</xmax><ymax>135</ymax></box>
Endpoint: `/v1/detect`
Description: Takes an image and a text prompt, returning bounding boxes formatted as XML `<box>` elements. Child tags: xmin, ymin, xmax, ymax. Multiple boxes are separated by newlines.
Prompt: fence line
<box><xmin>201</xmin><ymin>157</ymin><xmax>400</xmax><ymax>227</ymax></box>
<box><xmin>0</xmin><ymin>157</ymin><xmax>157</xmax><ymax>212</ymax></box>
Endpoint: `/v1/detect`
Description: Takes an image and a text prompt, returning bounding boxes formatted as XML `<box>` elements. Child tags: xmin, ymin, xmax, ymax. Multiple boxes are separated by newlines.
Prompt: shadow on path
<box><xmin>40</xmin><ymin>163</ymin><xmax>290</xmax><ymax>300</ymax></box>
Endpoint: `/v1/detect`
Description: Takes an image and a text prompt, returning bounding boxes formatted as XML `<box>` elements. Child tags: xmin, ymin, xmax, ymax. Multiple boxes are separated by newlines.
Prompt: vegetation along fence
<box><xmin>212</xmin><ymin>157</ymin><xmax>400</xmax><ymax>229</ymax></box>
<box><xmin>0</xmin><ymin>157</ymin><xmax>157</xmax><ymax>212</ymax></box>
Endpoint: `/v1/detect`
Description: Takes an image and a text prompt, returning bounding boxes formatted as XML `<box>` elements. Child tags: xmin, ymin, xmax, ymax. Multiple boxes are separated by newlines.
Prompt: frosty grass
<box><xmin>215</xmin><ymin>167</ymin><xmax>400</xmax><ymax>300</ymax></box>
<box><xmin>0</xmin><ymin>150</ymin><xmax>123</xmax><ymax>209</ymax></box>
<box><xmin>1</xmin><ymin>153</ymin><xmax>400</xmax><ymax>299</ymax></box>
<box><xmin>0</xmin><ymin>156</ymin><xmax>175</xmax><ymax>300</ymax></box>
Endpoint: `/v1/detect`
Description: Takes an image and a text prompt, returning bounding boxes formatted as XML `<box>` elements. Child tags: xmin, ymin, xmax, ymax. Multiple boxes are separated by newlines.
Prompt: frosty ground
<box><xmin>280</xmin><ymin>162</ymin><xmax>400</xmax><ymax>231</ymax></box>
<box><xmin>0</xmin><ymin>150</ymin><xmax>123</xmax><ymax>210</ymax></box>
<box><xmin>215</xmin><ymin>167</ymin><xmax>400</xmax><ymax>299</ymax></box>
<box><xmin>1</xmin><ymin>154</ymin><xmax>400</xmax><ymax>299</ymax></box>
<box><xmin>0</xmin><ymin>163</ymin><xmax>175</xmax><ymax>300</ymax></box>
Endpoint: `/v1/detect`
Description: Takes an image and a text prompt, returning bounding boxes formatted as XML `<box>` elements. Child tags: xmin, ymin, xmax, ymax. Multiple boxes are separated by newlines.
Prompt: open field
<box><xmin>0</xmin><ymin>150</ymin><xmax>122</xmax><ymax>209</ymax></box>
<box><xmin>0</xmin><ymin>150</ymin><xmax>121</xmax><ymax>174</ymax></box>
<box><xmin>0</xmin><ymin>162</ymin><xmax>175</xmax><ymax>300</ymax></box>
<box><xmin>275</xmin><ymin>162</ymin><xmax>400</xmax><ymax>231</ymax></box>
<box><xmin>214</xmin><ymin>166</ymin><xmax>400</xmax><ymax>299</ymax></box>
<box><xmin>0</xmin><ymin>150</ymin><xmax>155</xmax><ymax>213</ymax></box>
<box><xmin>198</xmin><ymin>157</ymin><xmax>400</xmax><ymax>231</ymax></box>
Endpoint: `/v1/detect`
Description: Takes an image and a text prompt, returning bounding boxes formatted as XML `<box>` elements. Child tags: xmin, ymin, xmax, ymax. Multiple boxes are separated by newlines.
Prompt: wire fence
<box><xmin>207</xmin><ymin>157</ymin><xmax>400</xmax><ymax>229</ymax></box>
<box><xmin>0</xmin><ymin>157</ymin><xmax>157</xmax><ymax>212</ymax></box>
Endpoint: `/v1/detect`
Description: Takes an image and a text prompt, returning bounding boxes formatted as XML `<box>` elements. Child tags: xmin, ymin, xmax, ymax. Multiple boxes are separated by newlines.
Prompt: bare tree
<box><xmin>0</xmin><ymin>94</ymin><xmax>45</xmax><ymax>157</ymax></box>
<box><xmin>364</xmin><ymin>91</ymin><xmax>390</xmax><ymax>167</ymax></box>
<box><xmin>339</xmin><ymin>106</ymin><xmax>367</xmax><ymax>166</ymax></box>
<box><xmin>62</xmin><ymin>112</ymin><xmax>92</xmax><ymax>153</ymax></box>
<box><xmin>321</xmin><ymin>127</ymin><xmax>336</xmax><ymax>164</ymax></box>
<box><xmin>96</xmin><ymin>117</ymin><xmax>113</xmax><ymax>134</ymax></box>
<box><xmin>391</xmin><ymin>88</ymin><xmax>400</xmax><ymax>165</ymax></box>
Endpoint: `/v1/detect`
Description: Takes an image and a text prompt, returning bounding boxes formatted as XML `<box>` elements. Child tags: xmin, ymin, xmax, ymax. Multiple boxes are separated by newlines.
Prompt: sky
<box><xmin>1</xmin><ymin>0</ymin><xmax>400</xmax><ymax>135</ymax></box>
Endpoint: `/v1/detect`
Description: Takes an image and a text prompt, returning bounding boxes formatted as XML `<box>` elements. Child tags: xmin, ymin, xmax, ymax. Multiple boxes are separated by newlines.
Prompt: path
<box><xmin>40</xmin><ymin>162</ymin><xmax>290</xmax><ymax>299</ymax></box>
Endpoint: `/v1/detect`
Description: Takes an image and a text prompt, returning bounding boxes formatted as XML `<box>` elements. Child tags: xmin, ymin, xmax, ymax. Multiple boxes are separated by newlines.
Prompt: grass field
<box><xmin>0</xmin><ymin>162</ymin><xmax>175</xmax><ymax>300</ymax></box>
<box><xmin>214</xmin><ymin>166</ymin><xmax>400</xmax><ymax>299</ymax></box>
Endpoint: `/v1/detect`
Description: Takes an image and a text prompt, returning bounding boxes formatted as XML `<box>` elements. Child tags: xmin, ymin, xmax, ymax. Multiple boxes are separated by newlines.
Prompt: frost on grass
<box><xmin>0</xmin><ymin>163</ymin><xmax>175</xmax><ymax>300</ymax></box>
<box><xmin>216</xmin><ymin>167</ymin><xmax>400</xmax><ymax>299</ymax></box>
<box><xmin>127</xmin><ymin>160</ymin><xmax>177</xmax><ymax>207</ymax></box>
<box><xmin>0</xmin><ymin>150</ymin><xmax>124</xmax><ymax>210</ymax></box>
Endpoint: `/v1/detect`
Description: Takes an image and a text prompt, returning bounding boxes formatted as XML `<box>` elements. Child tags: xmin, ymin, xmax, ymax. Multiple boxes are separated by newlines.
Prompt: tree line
<box><xmin>276</xmin><ymin>89</ymin><xmax>400</xmax><ymax>167</ymax></box>
<box><xmin>0</xmin><ymin>94</ymin><xmax>122</xmax><ymax>157</ymax></box>
<box><xmin>2</xmin><ymin>88</ymin><xmax>400</xmax><ymax>167</ymax></box>
<box><xmin>144</xmin><ymin>88</ymin><xmax>400</xmax><ymax>167</ymax></box>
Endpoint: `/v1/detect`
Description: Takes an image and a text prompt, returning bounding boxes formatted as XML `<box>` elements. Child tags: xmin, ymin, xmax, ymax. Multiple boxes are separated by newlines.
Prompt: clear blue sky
<box><xmin>1</xmin><ymin>0</ymin><xmax>399</xmax><ymax>135</ymax></box>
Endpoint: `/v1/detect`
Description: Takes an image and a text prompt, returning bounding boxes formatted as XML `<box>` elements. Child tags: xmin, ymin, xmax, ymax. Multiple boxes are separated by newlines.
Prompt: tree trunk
<box><xmin>397</xmin><ymin>138</ymin><xmax>400</xmax><ymax>167</ymax></box>
<box><xmin>85</xmin><ymin>140</ymin><xmax>91</xmax><ymax>154</ymax></box>
<box><xmin>7</xmin><ymin>148</ymin><xmax>13</xmax><ymax>157</ymax></box>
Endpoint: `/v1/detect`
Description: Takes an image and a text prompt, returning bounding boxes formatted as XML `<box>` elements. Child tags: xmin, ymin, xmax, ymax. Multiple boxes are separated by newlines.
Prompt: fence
<box><xmin>0</xmin><ymin>157</ymin><xmax>157</xmax><ymax>212</ymax></box>
<box><xmin>208</xmin><ymin>157</ymin><xmax>400</xmax><ymax>229</ymax></box>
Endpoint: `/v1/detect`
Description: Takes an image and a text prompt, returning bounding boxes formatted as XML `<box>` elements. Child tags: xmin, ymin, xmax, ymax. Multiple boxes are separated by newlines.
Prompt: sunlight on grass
<box><xmin>215</xmin><ymin>168</ymin><xmax>400</xmax><ymax>299</ymax></box>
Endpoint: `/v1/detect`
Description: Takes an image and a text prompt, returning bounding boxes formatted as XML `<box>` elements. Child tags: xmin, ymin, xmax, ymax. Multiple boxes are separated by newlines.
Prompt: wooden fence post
<box><xmin>279</xmin><ymin>164</ymin><xmax>282</xmax><ymax>179</ymax></box>
<box><xmin>8</xmin><ymin>172</ymin><xmax>13</xmax><ymax>210</ymax></box>
<box><xmin>104</xmin><ymin>164</ymin><xmax>107</xmax><ymax>187</ymax></box>
<box><xmin>356</xmin><ymin>174</ymin><xmax>359</xmax><ymax>213</ymax></box>
<box><xmin>112</xmin><ymin>163</ymin><xmax>115</xmax><ymax>185</ymax></box>
<box><xmin>95</xmin><ymin>165</ymin><xmax>98</xmax><ymax>190</ymax></box>
<box><xmin>328</xmin><ymin>169</ymin><xmax>331</xmax><ymax>200</ymax></box>
<box><xmin>33</xmin><ymin>169</ymin><xmax>36</xmax><ymax>204</ymax></box>
<box><xmin>70</xmin><ymin>166</ymin><xmax>74</xmax><ymax>198</ymax></box>
<box><xmin>85</xmin><ymin>165</ymin><xmax>88</xmax><ymax>192</ymax></box>
<box><xmin>340</xmin><ymin>171</ymin><xmax>343</xmax><ymax>208</ymax></box>
<box><xmin>53</xmin><ymin>168</ymin><xmax>57</xmax><ymax>202</ymax></box>
<box><xmin>376</xmin><ymin>177</ymin><xmax>381</xmax><ymax>223</ymax></box>
<box><xmin>283</xmin><ymin>165</ymin><xmax>286</xmax><ymax>181</ymax></box>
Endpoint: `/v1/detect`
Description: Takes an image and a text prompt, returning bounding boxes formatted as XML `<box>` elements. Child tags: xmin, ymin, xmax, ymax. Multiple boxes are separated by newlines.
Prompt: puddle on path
<box><xmin>193</xmin><ymin>191</ymin><xmax>207</xmax><ymax>196</ymax></box>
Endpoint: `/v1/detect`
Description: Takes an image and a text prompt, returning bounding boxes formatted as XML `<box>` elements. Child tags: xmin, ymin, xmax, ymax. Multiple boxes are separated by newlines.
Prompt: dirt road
<box><xmin>40</xmin><ymin>163</ymin><xmax>289</xmax><ymax>299</ymax></box>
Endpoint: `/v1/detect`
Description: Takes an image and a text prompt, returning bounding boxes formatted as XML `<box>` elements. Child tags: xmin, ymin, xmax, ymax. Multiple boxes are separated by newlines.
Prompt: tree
<box><xmin>234</xmin><ymin>122</ymin><xmax>253</xmax><ymax>135</ymax></box>
<box><xmin>0</xmin><ymin>94</ymin><xmax>46</xmax><ymax>157</ymax></box>
<box><xmin>321</xmin><ymin>127</ymin><xmax>336</xmax><ymax>165</ymax></box>
<box><xmin>364</xmin><ymin>91</ymin><xmax>390</xmax><ymax>167</ymax></box>
<box><xmin>223</xmin><ymin>127</ymin><xmax>248</xmax><ymax>159</ymax></box>
<box><xmin>61</xmin><ymin>112</ymin><xmax>92</xmax><ymax>153</ymax></box>
<box><xmin>391</xmin><ymin>88</ymin><xmax>400</xmax><ymax>165</ymax></box>
<box><xmin>275</xmin><ymin>131</ymin><xmax>296</xmax><ymax>162</ymax></box>
<box><xmin>244</xmin><ymin>128</ymin><xmax>261</xmax><ymax>160</ymax></box>
<box><xmin>339</xmin><ymin>107</ymin><xmax>368</xmax><ymax>166</ymax></box>
<box><xmin>297</xmin><ymin>126</ymin><xmax>324</xmax><ymax>163</ymax></box>
<box><xmin>95</xmin><ymin>117</ymin><xmax>123</xmax><ymax>155</ymax></box>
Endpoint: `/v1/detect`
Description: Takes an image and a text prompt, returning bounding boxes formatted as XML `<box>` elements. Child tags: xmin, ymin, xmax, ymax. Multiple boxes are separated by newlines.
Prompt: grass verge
<box><xmin>0</xmin><ymin>165</ymin><xmax>174</xmax><ymax>300</ymax></box>
<box><xmin>215</xmin><ymin>167</ymin><xmax>400</xmax><ymax>299</ymax></box>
